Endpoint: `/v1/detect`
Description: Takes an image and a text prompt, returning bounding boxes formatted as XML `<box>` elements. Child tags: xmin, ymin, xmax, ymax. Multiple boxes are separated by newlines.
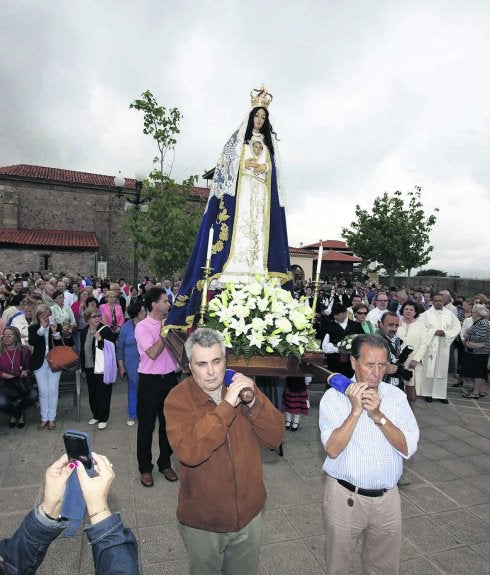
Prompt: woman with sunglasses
<box><xmin>353</xmin><ymin>304</ymin><xmax>376</xmax><ymax>333</ymax></box>
<box><xmin>80</xmin><ymin>309</ymin><xmax>116</xmax><ymax>429</ymax></box>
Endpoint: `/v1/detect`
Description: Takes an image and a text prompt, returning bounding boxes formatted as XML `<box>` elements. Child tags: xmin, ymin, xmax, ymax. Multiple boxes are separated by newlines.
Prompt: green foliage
<box><xmin>342</xmin><ymin>187</ymin><xmax>439</xmax><ymax>284</ymax></box>
<box><xmin>123</xmin><ymin>177</ymin><xmax>203</xmax><ymax>279</ymax></box>
<box><xmin>416</xmin><ymin>268</ymin><xmax>447</xmax><ymax>277</ymax></box>
<box><xmin>127</xmin><ymin>90</ymin><xmax>202</xmax><ymax>279</ymax></box>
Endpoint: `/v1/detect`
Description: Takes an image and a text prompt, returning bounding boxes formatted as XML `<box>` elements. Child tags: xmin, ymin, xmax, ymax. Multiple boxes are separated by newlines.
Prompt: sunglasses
<box><xmin>90</xmin><ymin>314</ymin><xmax>102</xmax><ymax>319</ymax></box>
<box><xmin>356</xmin><ymin>311</ymin><xmax>367</xmax><ymax>315</ymax></box>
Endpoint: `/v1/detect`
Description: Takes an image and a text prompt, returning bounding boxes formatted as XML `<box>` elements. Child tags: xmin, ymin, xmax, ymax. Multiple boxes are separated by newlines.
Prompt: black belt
<box><xmin>337</xmin><ymin>479</ymin><xmax>387</xmax><ymax>498</ymax></box>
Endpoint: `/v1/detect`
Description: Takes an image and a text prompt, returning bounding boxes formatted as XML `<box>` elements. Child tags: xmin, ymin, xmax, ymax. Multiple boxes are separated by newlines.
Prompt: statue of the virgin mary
<box><xmin>166</xmin><ymin>86</ymin><xmax>292</xmax><ymax>330</ymax></box>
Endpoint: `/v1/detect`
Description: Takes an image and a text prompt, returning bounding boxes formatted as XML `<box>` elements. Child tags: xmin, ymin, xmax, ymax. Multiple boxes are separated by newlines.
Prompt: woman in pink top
<box><xmin>99</xmin><ymin>291</ymin><xmax>125</xmax><ymax>335</ymax></box>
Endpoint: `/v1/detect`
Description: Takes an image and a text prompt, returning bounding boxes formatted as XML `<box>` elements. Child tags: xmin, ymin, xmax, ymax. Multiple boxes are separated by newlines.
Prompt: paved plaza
<box><xmin>0</xmin><ymin>375</ymin><xmax>489</xmax><ymax>574</ymax></box>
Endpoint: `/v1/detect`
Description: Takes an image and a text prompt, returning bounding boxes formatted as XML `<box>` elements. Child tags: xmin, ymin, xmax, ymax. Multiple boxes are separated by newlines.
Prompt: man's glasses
<box><xmin>356</xmin><ymin>311</ymin><xmax>367</xmax><ymax>316</ymax></box>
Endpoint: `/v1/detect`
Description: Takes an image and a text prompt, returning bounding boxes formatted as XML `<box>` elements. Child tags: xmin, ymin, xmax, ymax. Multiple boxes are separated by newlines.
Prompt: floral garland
<box><xmin>205</xmin><ymin>277</ymin><xmax>319</xmax><ymax>360</ymax></box>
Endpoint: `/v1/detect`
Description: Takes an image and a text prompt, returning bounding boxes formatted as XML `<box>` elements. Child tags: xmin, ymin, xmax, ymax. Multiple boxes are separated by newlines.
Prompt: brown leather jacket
<box><xmin>165</xmin><ymin>375</ymin><xmax>284</xmax><ymax>532</ymax></box>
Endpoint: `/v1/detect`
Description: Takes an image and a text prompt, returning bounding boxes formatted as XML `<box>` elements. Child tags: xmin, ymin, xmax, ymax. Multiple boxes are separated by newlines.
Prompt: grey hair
<box><xmin>351</xmin><ymin>334</ymin><xmax>389</xmax><ymax>361</ymax></box>
<box><xmin>472</xmin><ymin>303</ymin><xmax>489</xmax><ymax>318</ymax></box>
<box><xmin>184</xmin><ymin>328</ymin><xmax>226</xmax><ymax>362</ymax></box>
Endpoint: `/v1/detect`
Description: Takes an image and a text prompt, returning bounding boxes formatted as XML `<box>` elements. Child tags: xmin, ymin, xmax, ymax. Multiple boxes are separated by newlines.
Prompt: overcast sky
<box><xmin>1</xmin><ymin>1</ymin><xmax>489</xmax><ymax>278</ymax></box>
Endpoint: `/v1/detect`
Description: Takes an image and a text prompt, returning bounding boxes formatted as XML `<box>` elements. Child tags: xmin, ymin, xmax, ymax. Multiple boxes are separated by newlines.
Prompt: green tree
<box><xmin>342</xmin><ymin>187</ymin><xmax>439</xmax><ymax>286</ymax></box>
<box><xmin>125</xmin><ymin>90</ymin><xmax>202</xmax><ymax>279</ymax></box>
<box><xmin>416</xmin><ymin>268</ymin><xmax>447</xmax><ymax>277</ymax></box>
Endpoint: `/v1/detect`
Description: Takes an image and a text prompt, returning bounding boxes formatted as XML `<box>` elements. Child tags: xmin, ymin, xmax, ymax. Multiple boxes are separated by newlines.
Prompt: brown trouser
<box><xmin>323</xmin><ymin>475</ymin><xmax>402</xmax><ymax>575</ymax></box>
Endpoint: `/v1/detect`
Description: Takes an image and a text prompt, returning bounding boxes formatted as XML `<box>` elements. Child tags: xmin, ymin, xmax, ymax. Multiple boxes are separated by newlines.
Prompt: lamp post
<box><xmin>113</xmin><ymin>170</ymin><xmax>147</xmax><ymax>289</ymax></box>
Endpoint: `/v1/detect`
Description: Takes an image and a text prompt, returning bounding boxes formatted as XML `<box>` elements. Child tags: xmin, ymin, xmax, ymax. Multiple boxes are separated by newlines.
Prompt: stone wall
<box><xmin>0</xmin><ymin>247</ymin><xmax>96</xmax><ymax>275</ymax></box>
<box><xmin>380</xmin><ymin>275</ymin><xmax>490</xmax><ymax>297</ymax></box>
<box><xmin>0</xmin><ymin>179</ymin><xmax>139</xmax><ymax>279</ymax></box>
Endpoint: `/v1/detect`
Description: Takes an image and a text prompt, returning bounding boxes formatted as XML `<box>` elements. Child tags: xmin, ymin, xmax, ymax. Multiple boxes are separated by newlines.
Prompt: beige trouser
<box><xmin>323</xmin><ymin>475</ymin><xmax>402</xmax><ymax>575</ymax></box>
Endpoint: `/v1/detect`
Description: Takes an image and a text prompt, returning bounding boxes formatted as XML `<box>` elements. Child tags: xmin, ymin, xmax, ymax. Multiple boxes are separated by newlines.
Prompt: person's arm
<box><xmin>77</xmin><ymin>453</ymin><xmax>139</xmax><ymax>575</ymax></box>
<box><xmin>0</xmin><ymin>455</ymin><xmax>75</xmax><ymax>574</ymax></box>
<box><xmin>321</xmin><ymin>333</ymin><xmax>338</xmax><ymax>354</ymax></box>
<box><xmin>361</xmin><ymin>388</ymin><xmax>409</xmax><ymax>456</ymax></box>
<box><xmin>325</xmin><ymin>383</ymin><xmax>366</xmax><ymax>458</ymax></box>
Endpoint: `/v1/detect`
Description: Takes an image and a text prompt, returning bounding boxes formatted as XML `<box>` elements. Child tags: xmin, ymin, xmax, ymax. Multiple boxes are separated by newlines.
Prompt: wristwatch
<box><xmin>373</xmin><ymin>416</ymin><xmax>387</xmax><ymax>426</ymax></box>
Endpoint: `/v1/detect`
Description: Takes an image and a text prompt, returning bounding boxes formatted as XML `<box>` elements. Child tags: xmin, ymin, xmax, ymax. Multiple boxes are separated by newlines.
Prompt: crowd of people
<box><xmin>0</xmin><ymin>269</ymin><xmax>488</xmax><ymax>575</ymax></box>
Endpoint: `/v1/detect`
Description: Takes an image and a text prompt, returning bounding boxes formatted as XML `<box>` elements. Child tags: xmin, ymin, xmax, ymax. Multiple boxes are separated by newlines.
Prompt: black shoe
<box><xmin>425</xmin><ymin>397</ymin><xmax>433</xmax><ymax>403</ymax></box>
<box><xmin>439</xmin><ymin>399</ymin><xmax>449</xmax><ymax>404</ymax></box>
<box><xmin>290</xmin><ymin>422</ymin><xmax>299</xmax><ymax>432</ymax></box>
<box><xmin>8</xmin><ymin>417</ymin><xmax>17</xmax><ymax>428</ymax></box>
<box><xmin>285</xmin><ymin>421</ymin><xmax>291</xmax><ymax>430</ymax></box>
<box><xmin>451</xmin><ymin>382</ymin><xmax>463</xmax><ymax>388</ymax></box>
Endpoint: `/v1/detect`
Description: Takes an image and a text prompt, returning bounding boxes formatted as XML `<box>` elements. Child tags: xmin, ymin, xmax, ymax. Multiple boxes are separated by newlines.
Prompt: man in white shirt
<box><xmin>365</xmin><ymin>292</ymin><xmax>389</xmax><ymax>325</ymax></box>
<box><xmin>319</xmin><ymin>334</ymin><xmax>419</xmax><ymax>575</ymax></box>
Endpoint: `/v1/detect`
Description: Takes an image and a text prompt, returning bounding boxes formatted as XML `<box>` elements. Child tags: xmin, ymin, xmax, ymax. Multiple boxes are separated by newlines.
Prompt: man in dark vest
<box><xmin>321</xmin><ymin>303</ymin><xmax>363</xmax><ymax>378</ymax></box>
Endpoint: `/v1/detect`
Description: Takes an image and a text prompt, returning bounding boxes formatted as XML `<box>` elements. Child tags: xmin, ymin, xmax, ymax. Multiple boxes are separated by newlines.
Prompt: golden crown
<box><xmin>250</xmin><ymin>85</ymin><xmax>273</xmax><ymax>108</ymax></box>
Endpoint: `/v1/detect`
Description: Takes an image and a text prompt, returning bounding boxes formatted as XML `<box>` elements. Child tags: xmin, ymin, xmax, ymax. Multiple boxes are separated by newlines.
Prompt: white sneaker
<box><xmin>127</xmin><ymin>419</ymin><xmax>136</xmax><ymax>427</ymax></box>
<box><xmin>88</xmin><ymin>418</ymin><xmax>98</xmax><ymax>425</ymax></box>
<box><xmin>97</xmin><ymin>422</ymin><xmax>107</xmax><ymax>430</ymax></box>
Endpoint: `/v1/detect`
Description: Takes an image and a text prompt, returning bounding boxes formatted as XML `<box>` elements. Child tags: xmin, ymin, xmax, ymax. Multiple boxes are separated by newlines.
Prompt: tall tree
<box><xmin>342</xmin><ymin>187</ymin><xmax>438</xmax><ymax>285</ymax></box>
<box><xmin>125</xmin><ymin>91</ymin><xmax>202</xmax><ymax>279</ymax></box>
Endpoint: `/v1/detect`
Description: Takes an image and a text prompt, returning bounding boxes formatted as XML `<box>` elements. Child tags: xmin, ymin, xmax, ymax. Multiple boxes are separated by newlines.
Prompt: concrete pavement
<box><xmin>0</xmin><ymin>375</ymin><xmax>489</xmax><ymax>574</ymax></box>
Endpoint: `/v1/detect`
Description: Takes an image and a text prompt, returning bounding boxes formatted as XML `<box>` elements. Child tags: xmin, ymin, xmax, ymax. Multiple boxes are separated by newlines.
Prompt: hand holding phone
<box><xmin>48</xmin><ymin>315</ymin><xmax>56</xmax><ymax>325</ymax></box>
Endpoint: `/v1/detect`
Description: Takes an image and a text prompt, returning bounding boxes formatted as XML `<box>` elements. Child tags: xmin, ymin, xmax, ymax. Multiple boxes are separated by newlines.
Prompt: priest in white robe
<box><xmin>419</xmin><ymin>293</ymin><xmax>461</xmax><ymax>403</ymax></box>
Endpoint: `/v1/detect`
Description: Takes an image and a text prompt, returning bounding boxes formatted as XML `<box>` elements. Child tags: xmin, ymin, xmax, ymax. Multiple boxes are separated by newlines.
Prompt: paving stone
<box><xmin>284</xmin><ymin>502</ymin><xmax>325</xmax><ymax>537</ymax></box>
<box><xmin>261</xmin><ymin>508</ymin><xmax>299</xmax><ymax>544</ymax></box>
<box><xmin>0</xmin><ymin>485</ymin><xmax>39</xmax><ymax>513</ymax></box>
<box><xmin>435</xmin><ymin>478</ymin><xmax>490</xmax><ymax>506</ymax></box>
<box><xmin>434</xmin><ymin>438</ymin><xmax>482</xmax><ymax>457</ymax></box>
<box><xmin>400</xmin><ymin>494</ymin><xmax>426</xmax><ymax>519</ymax></box>
<box><xmin>37</xmin><ymin>535</ymin><xmax>82</xmax><ymax>575</ymax></box>
<box><xmin>402</xmin><ymin>485</ymin><xmax>460</xmax><ymax>514</ymax></box>
<box><xmin>139</xmin><ymin>524</ymin><xmax>187</xmax><ymax>564</ymax></box>
<box><xmin>464</xmin><ymin>453</ymin><xmax>490</xmax><ymax>473</ymax></box>
<box><xmin>471</xmin><ymin>540</ymin><xmax>490</xmax><ymax>562</ymax></box>
<box><xmin>437</xmin><ymin>424</ymin><xmax>478</xmax><ymax>439</ymax></box>
<box><xmin>259</xmin><ymin>539</ymin><xmax>325</xmax><ymax>575</ymax></box>
<box><xmin>135</xmin><ymin>494</ymin><xmax>179</xmax><ymax>527</ymax></box>
<box><xmin>408</xmin><ymin>460</ymin><xmax>458</xmax><ymax>483</ymax></box>
<box><xmin>433</xmin><ymin>508</ymin><xmax>490</xmax><ymax>544</ymax></box>
<box><xmin>399</xmin><ymin>555</ymin><xmax>447</xmax><ymax>574</ymax></box>
<box><xmin>266</xmin><ymin>477</ymin><xmax>324</xmax><ymax>508</ymax></box>
<box><xmin>429</xmin><ymin>546</ymin><xmax>490</xmax><ymax>574</ymax></box>
<box><xmin>289</xmin><ymin>456</ymin><xmax>324</xmax><ymax>480</ymax></box>
<box><xmin>415</xmin><ymin>442</ymin><xmax>456</xmax><ymax>461</ymax></box>
<box><xmin>435</xmin><ymin>456</ymin><xmax>485</xmax><ymax>478</ymax></box>
<box><xmin>402</xmin><ymin>516</ymin><xmax>462</xmax><ymax>552</ymax></box>
<box><xmin>467</xmin><ymin>503</ymin><xmax>490</xmax><ymax>522</ymax></box>
<box><xmin>142</xmin><ymin>559</ymin><xmax>189</xmax><ymax>574</ymax></box>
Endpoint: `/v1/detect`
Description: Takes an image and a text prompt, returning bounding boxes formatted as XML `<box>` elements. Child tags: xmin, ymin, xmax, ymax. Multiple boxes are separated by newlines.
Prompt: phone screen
<box><xmin>63</xmin><ymin>432</ymin><xmax>92</xmax><ymax>469</ymax></box>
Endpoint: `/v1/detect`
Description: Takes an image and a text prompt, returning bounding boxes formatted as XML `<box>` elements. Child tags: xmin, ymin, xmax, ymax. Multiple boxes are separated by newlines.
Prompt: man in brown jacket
<box><xmin>165</xmin><ymin>328</ymin><xmax>284</xmax><ymax>575</ymax></box>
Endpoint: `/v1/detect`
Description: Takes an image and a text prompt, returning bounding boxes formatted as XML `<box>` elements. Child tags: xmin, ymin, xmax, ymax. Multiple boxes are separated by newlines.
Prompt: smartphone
<box><xmin>48</xmin><ymin>315</ymin><xmax>56</xmax><ymax>325</ymax></box>
<box><xmin>63</xmin><ymin>431</ymin><xmax>93</xmax><ymax>470</ymax></box>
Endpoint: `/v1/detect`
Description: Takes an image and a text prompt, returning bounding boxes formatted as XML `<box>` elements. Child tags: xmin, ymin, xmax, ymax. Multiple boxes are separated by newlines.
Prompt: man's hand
<box><xmin>347</xmin><ymin>382</ymin><xmax>368</xmax><ymax>416</ymax></box>
<box><xmin>361</xmin><ymin>388</ymin><xmax>382</xmax><ymax>419</ymax></box>
<box><xmin>385</xmin><ymin>363</ymin><xmax>398</xmax><ymax>375</ymax></box>
<box><xmin>224</xmin><ymin>373</ymin><xmax>255</xmax><ymax>408</ymax></box>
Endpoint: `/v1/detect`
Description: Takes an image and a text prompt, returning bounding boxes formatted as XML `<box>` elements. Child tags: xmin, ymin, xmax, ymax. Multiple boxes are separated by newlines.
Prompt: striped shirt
<box><xmin>319</xmin><ymin>382</ymin><xmax>419</xmax><ymax>489</ymax></box>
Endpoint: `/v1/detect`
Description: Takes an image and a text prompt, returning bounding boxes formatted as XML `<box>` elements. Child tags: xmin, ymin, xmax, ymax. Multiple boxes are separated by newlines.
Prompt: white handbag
<box><xmin>94</xmin><ymin>328</ymin><xmax>105</xmax><ymax>374</ymax></box>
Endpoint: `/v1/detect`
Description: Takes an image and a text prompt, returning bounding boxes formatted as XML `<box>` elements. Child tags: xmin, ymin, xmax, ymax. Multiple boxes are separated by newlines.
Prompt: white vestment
<box><xmin>419</xmin><ymin>307</ymin><xmax>460</xmax><ymax>399</ymax></box>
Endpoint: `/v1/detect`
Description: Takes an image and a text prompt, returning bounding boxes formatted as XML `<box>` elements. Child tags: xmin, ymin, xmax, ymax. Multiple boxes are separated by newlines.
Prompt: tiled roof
<box><xmin>0</xmin><ymin>165</ymin><xmax>209</xmax><ymax>198</ymax></box>
<box><xmin>303</xmin><ymin>240</ymin><xmax>348</xmax><ymax>249</ymax></box>
<box><xmin>289</xmin><ymin>247</ymin><xmax>314</xmax><ymax>255</ymax></box>
<box><xmin>321</xmin><ymin>251</ymin><xmax>363</xmax><ymax>263</ymax></box>
<box><xmin>0</xmin><ymin>228</ymin><xmax>99</xmax><ymax>249</ymax></box>
<box><xmin>0</xmin><ymin>164</ymin><xmax>137</xmax><ymax>189</ymax></box>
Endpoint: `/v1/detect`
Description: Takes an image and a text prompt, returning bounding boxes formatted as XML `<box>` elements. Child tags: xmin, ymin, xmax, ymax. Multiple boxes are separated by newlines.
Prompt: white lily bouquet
<box><xmin>336</xmin><ymin>334</ymin><xmax>359</xmax><ymax>355</ymax></box>
<box><xmin>205</xmin><ymin>277</ymin><xmax>319</xmax><ymax>360</ymax></box>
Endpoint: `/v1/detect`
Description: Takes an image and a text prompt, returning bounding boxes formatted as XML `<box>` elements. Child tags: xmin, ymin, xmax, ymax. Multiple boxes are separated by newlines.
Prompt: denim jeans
<box><xmin>34</xmin><ymin>359</ymin><xmax>62</xmax><ymax>422</ymax></box>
